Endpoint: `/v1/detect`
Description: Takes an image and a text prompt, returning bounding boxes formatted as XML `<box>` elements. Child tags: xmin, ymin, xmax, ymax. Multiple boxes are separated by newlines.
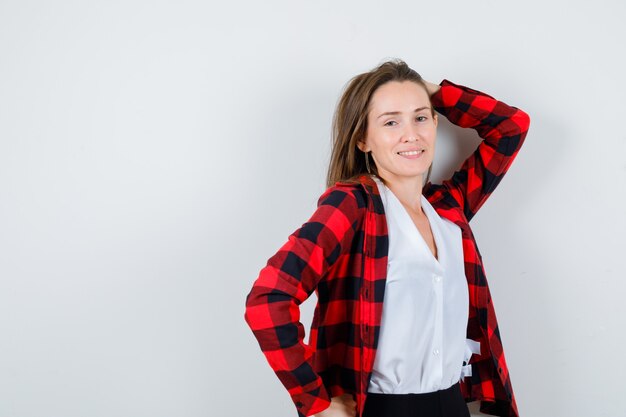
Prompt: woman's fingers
<box><xmin>337</xmin><ymin>394</ymin><xmax>357</xmax><ymax>415</ymax></box>
<box><xmin>314</xmin><ymin>394</ymin><xmax>357</xmax><ymax>417</ymax></box>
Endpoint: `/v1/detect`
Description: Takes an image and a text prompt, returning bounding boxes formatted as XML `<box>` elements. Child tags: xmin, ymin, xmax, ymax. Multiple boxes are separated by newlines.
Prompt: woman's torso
<box><xmin>367</xmin><ymin>176</ymin><xmax>472</xmax><ymax>394</ymax></box>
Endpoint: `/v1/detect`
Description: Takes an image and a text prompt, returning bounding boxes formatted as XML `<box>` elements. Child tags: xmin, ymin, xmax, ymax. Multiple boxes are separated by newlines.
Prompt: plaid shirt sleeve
<box><xmin>244</xmin><ymin>187</ymin><xmax>361</xmax><ymax>417</ymax></box>
<box><xmin>430</xmin><ymin>79</ymin><xmax>531</xmax><ymax>222</ymax></box>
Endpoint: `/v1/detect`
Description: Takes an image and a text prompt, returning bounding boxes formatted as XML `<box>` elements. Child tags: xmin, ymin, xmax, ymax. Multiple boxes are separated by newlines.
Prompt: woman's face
<box><xmin>358</xmin><ymin>80</ymin><xmax>438</xmax><ymax>185</ymax></box>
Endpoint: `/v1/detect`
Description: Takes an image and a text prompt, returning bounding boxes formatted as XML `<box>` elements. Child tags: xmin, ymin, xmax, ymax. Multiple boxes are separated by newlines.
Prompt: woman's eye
<box><xmin>417</xmin><ymin>116</ymin><xmax>427</xmax><ymax>122</ymax></box>
<box><xmin>384</xmin><ymin>120</ymin><xmax>397</xmax><ymax>126</ymax></box>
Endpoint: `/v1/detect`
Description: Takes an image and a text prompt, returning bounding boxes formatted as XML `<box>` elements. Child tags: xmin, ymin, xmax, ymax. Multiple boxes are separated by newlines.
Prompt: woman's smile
<box><xmin>397</xmin><ymin>149</ymin><xmax>425</xmax><ymax>159</ymax></box>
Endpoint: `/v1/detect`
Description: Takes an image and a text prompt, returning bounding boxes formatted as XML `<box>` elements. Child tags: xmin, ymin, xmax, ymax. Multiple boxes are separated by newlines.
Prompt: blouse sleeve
<box><xmin>244</xmin><ymin>186</ymin><xmax>362</xmax><ymax>416</ymax></box>
<box><xmin>429</xmin><ymin>79</ymin><xmax>531</xmax><ymax>222</ymax></box>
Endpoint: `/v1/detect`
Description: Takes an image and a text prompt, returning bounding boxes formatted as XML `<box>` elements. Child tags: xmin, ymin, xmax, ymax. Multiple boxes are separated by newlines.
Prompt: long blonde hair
<box><xmin>326</xmin><ymin>59</ymin><xmax>434</xmax><ymax>188</ymax></box>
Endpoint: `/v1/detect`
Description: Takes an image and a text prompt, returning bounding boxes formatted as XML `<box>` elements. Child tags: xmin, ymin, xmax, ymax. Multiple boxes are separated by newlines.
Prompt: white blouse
<box><xmin>367</xmin><ymin>176</ymin><xmax>481</xmax><ymax>394</ymax></box>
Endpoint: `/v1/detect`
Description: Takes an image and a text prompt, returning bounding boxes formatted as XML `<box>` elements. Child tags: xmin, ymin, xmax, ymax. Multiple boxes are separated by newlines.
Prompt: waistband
<box><xmin>363</xmin><ymin>382</ymin><xmax>467</xmax><ymax>417</ymax></box>
<box><xmin>366</xmin><ymin>381</ymin><xmax>460</xmax><ymax>401</ymax></box>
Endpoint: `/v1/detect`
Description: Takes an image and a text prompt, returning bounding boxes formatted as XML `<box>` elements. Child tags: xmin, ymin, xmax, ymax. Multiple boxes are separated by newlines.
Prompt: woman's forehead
<box><xmin>369</xmin><ymin>82</ymin><xmax>430</xmax><ymax>115</ymax></box>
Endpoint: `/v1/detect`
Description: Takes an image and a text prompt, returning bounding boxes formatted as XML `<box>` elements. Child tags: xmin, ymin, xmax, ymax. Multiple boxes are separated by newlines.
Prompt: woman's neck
<box><xmin>377</xmin><ymin>174</ymin><xmax>424</xmax><ymax>214</ymax></box>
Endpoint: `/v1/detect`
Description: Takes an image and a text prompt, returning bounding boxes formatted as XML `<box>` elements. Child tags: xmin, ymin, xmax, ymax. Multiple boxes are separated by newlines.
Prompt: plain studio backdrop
<box><xmin>1</xmin><ymin>1</ymin><xmax>625</xmax><ymax>416</ymax></box>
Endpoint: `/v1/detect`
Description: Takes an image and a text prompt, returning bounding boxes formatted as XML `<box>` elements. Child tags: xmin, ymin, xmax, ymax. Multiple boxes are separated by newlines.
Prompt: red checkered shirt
<box><xmin>244</xmin><ymin>79</ymin><xmax>531</xmax><ymax>417</ymax></box>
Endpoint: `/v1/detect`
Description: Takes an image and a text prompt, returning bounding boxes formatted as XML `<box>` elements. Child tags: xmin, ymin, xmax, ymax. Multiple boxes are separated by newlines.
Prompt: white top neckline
<box><xmin>378</xmin><ymin>180</ymin><xmax>445</xmax><ymax>268</ymax></box>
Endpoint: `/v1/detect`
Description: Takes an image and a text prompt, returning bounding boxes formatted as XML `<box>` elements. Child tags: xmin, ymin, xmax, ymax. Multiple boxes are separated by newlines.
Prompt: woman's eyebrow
<box><xmin>376</xmin><ymin>107</ymin><xmax>431</xmax><ymax>119</ymax></box>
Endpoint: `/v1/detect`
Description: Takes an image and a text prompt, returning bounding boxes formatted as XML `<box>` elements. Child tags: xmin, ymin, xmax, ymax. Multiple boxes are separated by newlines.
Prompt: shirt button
<box><xmin>433</xmin><ymin>348</ymin><xmax>440</xmax><ymax>355</ymax></box>
<box><xmin>433</xmin><ymin>274</ymin><xmax>441</xmax><ymax>282</ymax></box>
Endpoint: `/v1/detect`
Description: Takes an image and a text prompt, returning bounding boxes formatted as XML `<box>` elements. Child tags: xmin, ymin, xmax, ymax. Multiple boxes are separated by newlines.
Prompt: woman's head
<box><xmin>326</xmin><ymin>59</ymin><xmax>437</xmax><ymax>188</ymax></box>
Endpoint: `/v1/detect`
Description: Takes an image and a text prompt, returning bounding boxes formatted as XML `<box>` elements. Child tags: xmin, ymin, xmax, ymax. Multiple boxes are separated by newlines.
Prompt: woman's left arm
<box><xmin>424</xmin><ymin>79</ymin><xmax>531</xmax><ymax>222</ymax></box>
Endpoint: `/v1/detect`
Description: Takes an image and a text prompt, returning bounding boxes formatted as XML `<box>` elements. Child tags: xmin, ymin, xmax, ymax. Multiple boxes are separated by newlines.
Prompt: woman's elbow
<box><xmin>244</xmin><ymin>286</ymin><xmax>264</xmax><ymax>330</ymax></box>
<box><xmin>514</xmin><ymin>108</ymin><xmax>531</xmax><ymax>133</ymax></box>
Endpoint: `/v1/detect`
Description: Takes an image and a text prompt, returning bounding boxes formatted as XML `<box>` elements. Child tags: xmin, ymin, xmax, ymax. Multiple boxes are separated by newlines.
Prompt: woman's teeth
<box><xmin>398</xmin><ymin>150</ymin><xmax>424</xmax><ymax>156</ymax></box>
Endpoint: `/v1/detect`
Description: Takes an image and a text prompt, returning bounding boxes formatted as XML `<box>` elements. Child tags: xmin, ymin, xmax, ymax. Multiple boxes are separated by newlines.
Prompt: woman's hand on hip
<box><xmin>314</xmin><ymin>393</ymin><xmax>357</xmax><ymax>417</ymax></box>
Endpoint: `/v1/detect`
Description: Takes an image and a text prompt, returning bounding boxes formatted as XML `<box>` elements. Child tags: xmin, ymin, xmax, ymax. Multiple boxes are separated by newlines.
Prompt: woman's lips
<box><xmin>397</xmin><ymin>150</ymin><xmax>425</xmax><ymax>159</ymax></box>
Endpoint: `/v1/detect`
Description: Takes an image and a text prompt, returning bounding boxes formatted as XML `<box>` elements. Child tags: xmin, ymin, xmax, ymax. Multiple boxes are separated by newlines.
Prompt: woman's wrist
<box><xmin>422</xmin><ymin>79</ymin><xmax>441</xmax><ymax>97</ymax></box>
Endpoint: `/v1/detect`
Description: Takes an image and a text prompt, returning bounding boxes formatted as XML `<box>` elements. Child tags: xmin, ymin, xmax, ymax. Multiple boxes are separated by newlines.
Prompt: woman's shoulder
<box><xmin>423</xmin><ymin>180</ymin><xmax>461</xmax><ymax>209</ymax></box>
<box><xmin>317</xmin><ymin>180</ymin><xmax>368</xmax><ymax>218</ymax></box>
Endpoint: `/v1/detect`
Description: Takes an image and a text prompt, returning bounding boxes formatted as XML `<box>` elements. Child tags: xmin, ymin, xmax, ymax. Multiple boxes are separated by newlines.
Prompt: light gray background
<box><xmin>1</xmin><ymin>1</ymin><xmax>624</xmax><ymax>416</ymax></box>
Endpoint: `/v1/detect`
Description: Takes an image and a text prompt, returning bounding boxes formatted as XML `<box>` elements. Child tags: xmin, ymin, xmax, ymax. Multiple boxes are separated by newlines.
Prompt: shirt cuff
<box><xmin>430</xmin><ymin>79</ymin><xmax>497</xmax><ymax>111</ymax></box>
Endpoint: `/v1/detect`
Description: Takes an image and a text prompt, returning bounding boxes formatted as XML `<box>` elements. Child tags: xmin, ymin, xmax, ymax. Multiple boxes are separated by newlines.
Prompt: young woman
<box><xmin>244</xmin><ymin>59</ymin><xmax>530</xmax><ymax>417</ymax></box>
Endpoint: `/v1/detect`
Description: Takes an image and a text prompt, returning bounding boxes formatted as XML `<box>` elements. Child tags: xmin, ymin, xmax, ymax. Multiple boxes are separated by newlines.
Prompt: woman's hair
<box><xmin>325</xmin><ymin>58</ymin><xmax>434</xmax><ymax>189</ymax></box>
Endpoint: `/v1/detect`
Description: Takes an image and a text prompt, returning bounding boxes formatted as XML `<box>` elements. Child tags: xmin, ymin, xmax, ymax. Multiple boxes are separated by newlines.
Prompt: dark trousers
<box><xmin>362</xmin><ymin>382</ymin><xmax>470</xmax><ymax>417</ymax></box>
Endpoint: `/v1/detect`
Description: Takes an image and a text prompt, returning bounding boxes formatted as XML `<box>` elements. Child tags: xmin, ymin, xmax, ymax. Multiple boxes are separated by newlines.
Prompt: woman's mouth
<box><xmin>397</xmin><ymin>149</ymin><xmax>425</xmax><ymax>159</ymax></box>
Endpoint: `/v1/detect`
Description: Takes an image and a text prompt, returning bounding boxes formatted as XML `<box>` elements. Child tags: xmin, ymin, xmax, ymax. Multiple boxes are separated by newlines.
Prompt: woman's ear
<box><xmin>433</xmin><ymin>113</ymin><xmax>438</xmax><ymax>127</ymax></box>
<box><xmin>357</xmin><ymin>139</ymin><xmax>368</xmax><ymax>153</ymax></box>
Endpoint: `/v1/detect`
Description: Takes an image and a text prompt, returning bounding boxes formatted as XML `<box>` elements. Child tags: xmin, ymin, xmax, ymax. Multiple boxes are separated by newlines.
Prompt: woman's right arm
<box><xmin>244</xmin><ymin>186</ymin><xmax>362</xmax><ymax>417</ymax></box>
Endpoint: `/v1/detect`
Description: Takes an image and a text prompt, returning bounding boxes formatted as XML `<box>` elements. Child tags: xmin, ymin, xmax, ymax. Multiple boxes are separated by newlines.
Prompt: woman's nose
<box><xmin>403</xmin><ymin>129</ymin><xmax>419</xmax><ymax>142</ymax></box>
